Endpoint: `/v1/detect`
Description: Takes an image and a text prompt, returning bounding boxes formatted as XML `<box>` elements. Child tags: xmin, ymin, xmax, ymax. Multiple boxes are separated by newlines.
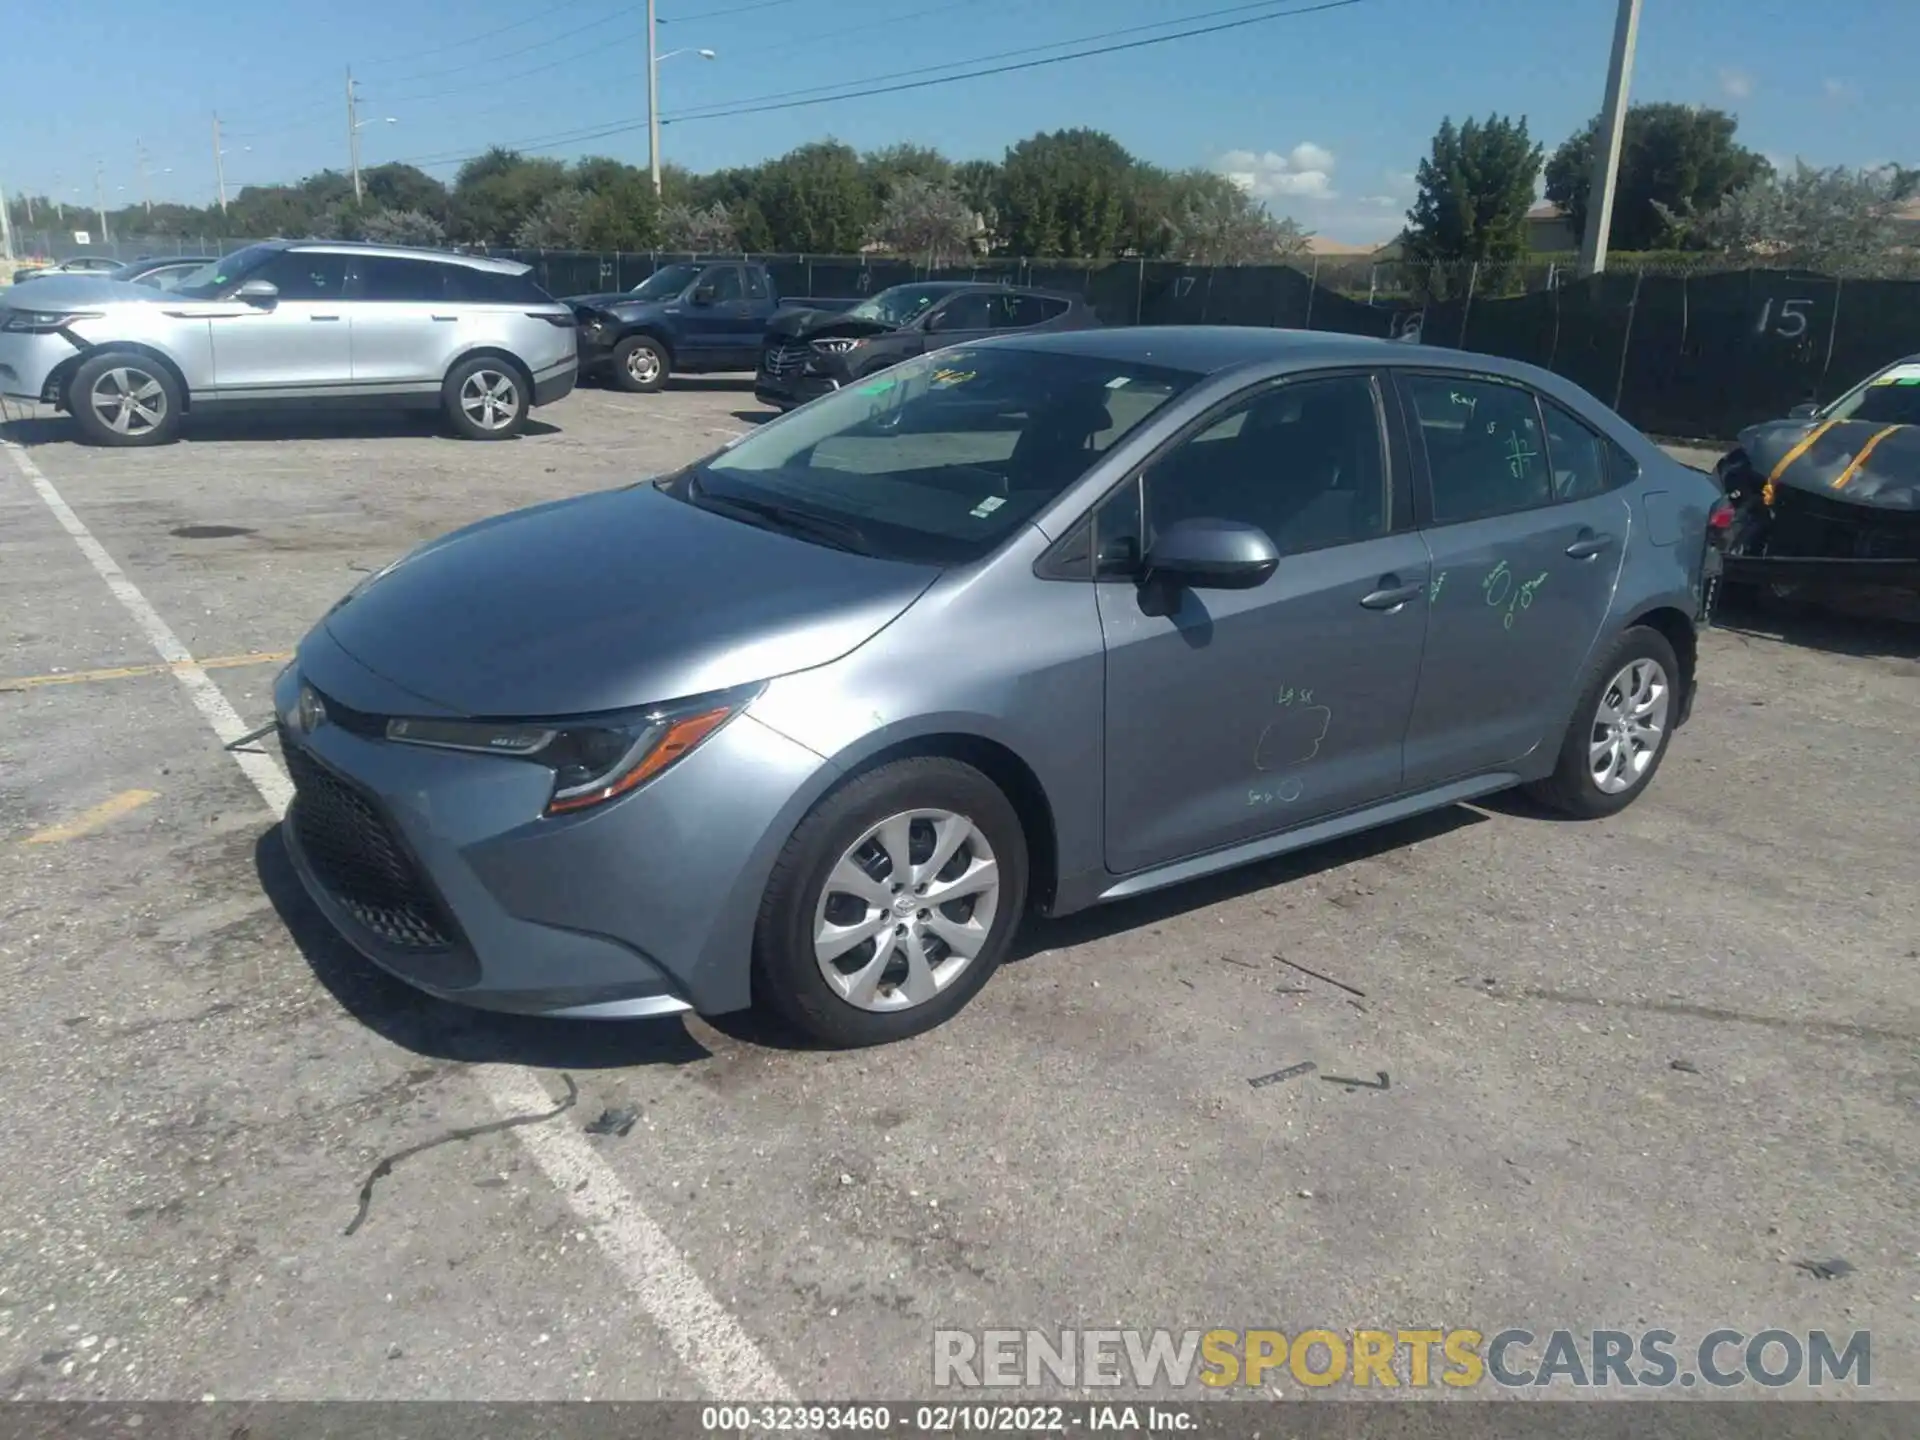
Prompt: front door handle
<box><xmin>1566</xmin><ymin>532</ymin><xmax>1615</xmax><ymax>559</ymax></box>
<box><xmin>309</xmin><ymin>314</ymin><xmax>341</xmax><ymax>322</ymax></box>
<box><xmin>431</xmin><ymin>314</ymin><xmax>458</xmax><ymax>322</ymax></box>
<box><xmin>1360</xmin><ymin>579</ymin><xmax>1424</xmax><ymax>611</ymax></box>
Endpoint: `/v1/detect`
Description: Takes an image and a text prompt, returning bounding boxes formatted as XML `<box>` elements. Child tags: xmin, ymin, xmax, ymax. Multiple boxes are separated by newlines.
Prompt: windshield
<box><xmin>169</xmin><ymin>244</ymin><xmax>281</xmax><ymax>299</ymax></box>
<box><xmin>843</xmin><ymin>285</ymin><xmax>952</xmax><ymax>328</ymax></box>
<box><xmin>629</xmin><ymin>263</ymin><xmax>701</xmax><ymax>301</ymax></box>
<box><xmin>1825</xmin><ymin>362</ymin><xmax>1920</xmax><ymax>426</ymax></box>
<box><xmin>671</xmin><ymin>345</ymin><xmax>1198</xmax><ymax>565</ymax></box>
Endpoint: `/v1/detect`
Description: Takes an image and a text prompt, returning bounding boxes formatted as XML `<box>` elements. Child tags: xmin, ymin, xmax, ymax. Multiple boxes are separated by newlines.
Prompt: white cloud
<box><xmin>1361</xmin><ymin>194</ymin><xmax>1400</xmax><ymax>208</ymax></box>
<box><xmin>1719</xmin><ymin>68</ymin><xmax>1754</xmax><ymax>99</ymax></box>
<box><xmin>1383</xmin><ymin>170</ymin><xmax>1418</xmax><ymax>192</ymax></box>
<box><xmin>1823</xmin><ymin>77</ymin><xmax>1858</xmax><ymax>101</ymax></box>
<box><xmin>1215</xmin><ymin>142</ymin><xmax>1338</xmax><ymax>201</ymax></box>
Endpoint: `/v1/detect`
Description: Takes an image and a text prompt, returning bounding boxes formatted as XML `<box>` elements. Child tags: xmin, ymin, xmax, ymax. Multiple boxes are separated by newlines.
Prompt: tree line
<box><xmin>8</xmin><ymin>106</ymin><xmax>1913</xmax><ymax>273</ymax></box>
<box><xmin>5</xmin><ymin>129</ymin><xmax>1308</xmax><ymax>266</ymax></box>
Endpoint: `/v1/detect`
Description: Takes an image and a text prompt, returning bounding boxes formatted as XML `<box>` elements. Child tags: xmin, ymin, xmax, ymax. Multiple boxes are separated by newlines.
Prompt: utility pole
<box><xmin>647</xmin><ymin>0</ymin><xmax>662</xmax><ymax>197</ymax></box>
<box><xmin>0</xmin><ymin>178</ymin><xmax>15</xmax><ymax>264</ymax></box>
<box><xmin>1575</xmin><ymin>0</ymin><xmax>1644</xmax><ymax>277</ymax></box>
<box><xmin>94</xmin><ymin>162</ymin><xmax>110</xmax><ymax>245</ymax></box>
<box><xmin>137</xmin><ymin>141</ymin><xmax>153</xmax><ymax>213</ymax></box>
<box><xmin>347</xmin><ymin>67</ymin><xmax>364</xmax><ymax>204</ymax></box>
<box><xmin>212</xmin><ymin>114</ymin><xmax>228</xmax><ymax>214</ymax></box>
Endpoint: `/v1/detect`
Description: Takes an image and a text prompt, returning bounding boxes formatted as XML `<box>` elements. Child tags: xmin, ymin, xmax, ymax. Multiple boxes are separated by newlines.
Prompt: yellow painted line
<box><xmin>1831</xmin><ymin>424</ymin><xmax>1903</xmax><ymax>491</ymax></box>
<box><xmin>0</xmin><ymin>649</ymin><xmax>291</xmax><ymax>693</ymax></box>
<box><xmin>24</xmin><ymin>789</ymin><xmax>158</xmax><ymax>845</ymax></box>
<box><xmin>1765</xmin><ymin>418</ymin><xmax>1838</xmax><ymax>485</ymax></box>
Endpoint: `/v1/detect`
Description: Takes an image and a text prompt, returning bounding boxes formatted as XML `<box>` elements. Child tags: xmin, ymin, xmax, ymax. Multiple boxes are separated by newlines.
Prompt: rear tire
<box><xmin>752</xmin><ymin>757</ymin><xmax>1029</xmax><ymax>1048</ymax></box>
<box><xmin>1526</xmin><ymin>625</ymin><xmax>1681</xmax><ymax>819</ymax></box>
<box><xmin>443</xmin><ymin>356</ymin><xmax>529</xmax><ymax>440</ymax></box>
<box><xmin>69</xmin><ymin>351</ymin><xmax>182</xmax><ymax>447</ymax></box>
<box><xmin>610</xmin><ymin>335</ymin><xmax>669</xmax><ymax>393</ymax></box>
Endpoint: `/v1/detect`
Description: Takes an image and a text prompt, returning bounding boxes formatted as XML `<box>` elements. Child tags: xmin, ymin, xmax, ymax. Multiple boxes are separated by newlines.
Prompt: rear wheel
<box><xmin>443</xmin><ymin>357</ymin><xmax>529</xmax><ymax>440</ymax></box>
<box><xmin>1527</xmin><ymin>625</ymin><xmax>1680</xmax><ymax>818</ymax></box>
<box><xmin>69</xmin><ymin>352</ymin><xmax>182</xmax><ymax>446</ymax></box>
<box><xmin>611</xmin><ymin>335</ymin><xmax>669</xmax><ymax>393</ymax></box>
<box><xmin>753</xmin><ymin>758</ymin><xmax>1028</xmax><ymax>1047</ymax></box>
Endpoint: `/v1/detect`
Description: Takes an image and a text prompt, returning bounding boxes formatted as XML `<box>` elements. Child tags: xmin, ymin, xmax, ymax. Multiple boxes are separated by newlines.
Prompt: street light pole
<box><xmin>647</xmin><ymin>0</ymin><xmax>661</xmax><ymax>197</ymax></box>
<box><xmin>213</xmin><ymin>114</ymin><xmax>228</xmax><ymax>214</ymax></box>
<box><xmin>347</xmin><ymin>68</ymin><xmax>364</xmax><ymax>204</ymax></box>
<box><xmin>1575</xmin><ymin>0</ymin><xmax>1644</xmax><ymax>278</ymax></box>
<box><xmin>0</xmin><ymin>178</ymin><xmax>15</xmax><ymax>265</ymax></box>
<box><xmin>94</xmin><ymin>162</ymin><xmax>110</xmax><ymax>245</ymax></box>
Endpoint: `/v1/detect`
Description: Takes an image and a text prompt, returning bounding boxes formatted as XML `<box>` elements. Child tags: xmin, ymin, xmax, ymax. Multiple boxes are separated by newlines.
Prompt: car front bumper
<box><xmin>0</xmin><ymin>325</ymin><xmax>83</xmax><ymax>403</ymax></box>
<box><xmin>753</xmin><ymin>366</ymin><xmax>839</xmax><ymax>410</ymax></box>
<box><xmin>272</xmin><ymin>631</ymin><xmax>835</xmax><ymax>1018</ymax></box>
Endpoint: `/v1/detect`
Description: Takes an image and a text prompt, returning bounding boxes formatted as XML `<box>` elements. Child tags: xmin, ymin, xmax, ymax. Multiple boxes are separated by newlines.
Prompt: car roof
<box><xmin>1003</xmin><ymin>324</ymin><xmax>1573</xmax><ymax>383</ymax></box>
<box><xmin>274</xmin><ymin>239</ymin><xmax>532</xmax><ymax>276</ymax></box>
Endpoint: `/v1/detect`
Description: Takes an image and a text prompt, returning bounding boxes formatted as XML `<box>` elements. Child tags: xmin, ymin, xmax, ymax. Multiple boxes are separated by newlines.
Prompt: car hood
<box><xmin>765</xmin><ymin>307</ymin><xmax>900</xmax><ymax>343</ymax></box>
<box><xmin>321</xmin><ymin>483</ymin><xmax>938</xmax><ymax>717</ymax></box>
<box><xmin>0</xmin><ymin>275</ymin><xmax>169</xmax><ymax>307</ymax></box>
<box><xmin>1738</xmin><ymin>417</ymin><xmax>1920</xmax><ymax>509</ymax></box>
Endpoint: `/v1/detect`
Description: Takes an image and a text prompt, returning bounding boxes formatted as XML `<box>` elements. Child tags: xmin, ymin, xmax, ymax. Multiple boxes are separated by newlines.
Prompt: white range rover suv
<box><xmin>0</xmin><ymin>240</ymin><xmax>578</xmax><ymax>444</ymax></box>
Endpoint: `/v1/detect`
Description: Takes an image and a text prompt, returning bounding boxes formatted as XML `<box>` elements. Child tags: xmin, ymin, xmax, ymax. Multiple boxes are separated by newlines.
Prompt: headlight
<box><xmin>810</xmin><ymin>337</ymin><xmax>862</xmax><ymax>354</ymax></box>
<box><xmin>384</xmin><ymin>684</ymin><xmax>761</xmax><ymax>815</ymax></box>
<box><xmin>1</xmin><ymin>309</ymin><xmax>101</xmax><ymax>333</ymax></box>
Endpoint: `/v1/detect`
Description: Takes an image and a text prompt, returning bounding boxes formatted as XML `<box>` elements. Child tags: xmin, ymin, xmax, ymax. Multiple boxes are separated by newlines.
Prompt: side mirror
<box><xmin>1787</xmin><ymin>401</ymin><xmax>1820</xmax><ymax>420</ymax></box>
<box><xmin>234</xmin><ymin>278</ymin><xmax>279</xmax><ymax>306</ymax></box>
<box><xmin>1142</xmin><ymin>517</ymin><xmax>1279</xmax><ymax>590</ymax></box>
<box><xmin>690</xmin><ymin>284</ymin><xmax>717</xmax><ymax>305</ymax></box>
<box><xmin>923</xmin><ymin>309</ymin><xmax>947</xmax><ymax>333</ymax></box>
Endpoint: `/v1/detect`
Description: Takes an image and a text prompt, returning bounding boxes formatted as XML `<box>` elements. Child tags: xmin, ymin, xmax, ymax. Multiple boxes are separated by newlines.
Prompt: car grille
<box><xmin>761</xmin><ymin>341</ymin><xmax>810</xmax><ymax>379</ymax></box>
<box><xmin>1771</xmin><ymin>488</ymin><xmax>1920</xmax><ymax>561</ymax></box>
<box><xmin>282</xmin><ymin>731</ymin><xmax>459</xmax><ymax>953</ymax></box>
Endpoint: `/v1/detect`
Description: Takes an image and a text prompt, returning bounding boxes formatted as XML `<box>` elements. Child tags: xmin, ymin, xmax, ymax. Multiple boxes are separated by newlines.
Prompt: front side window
<box><xmin>169</xmin><ymin>243</ymin><xmax>282</xmax><ymax>299</ymax></box>
<box><xmin>630</xmin><ymin>263</ymin><xmax>701</xmax><ymax>300</ymax></box>
<box><xmin>744</xmin><ymin>267</ymin><xmax>770</xmax><ymax>300</ymax></box>
<box><xmin>1144</xmin><ymin>374</ymin><xmax>1389</xmax><ymax>555</ymax></box>
<box><xmin>931</xmin><ymin>292</ymin><xmax>995</xmax><ymax>332</ymax></box>
<box><xmin>251</xmin><ymin>251</ymin><xmax>350</xmax><ymax>302</ymax></box>
<box><xmin>843</xmin><ymin>285</ymin><xmax>948</xmax><ymax>327</ymax></box>
<box><xmin>1401</xmin><ymin>374</ymin><xmax>1550</xmax><ymax>523</ymax></box>
<box><xmin>671</xmin><ymin>347</ymin><xmax>1199</xmax><ymax>565</ymax></box>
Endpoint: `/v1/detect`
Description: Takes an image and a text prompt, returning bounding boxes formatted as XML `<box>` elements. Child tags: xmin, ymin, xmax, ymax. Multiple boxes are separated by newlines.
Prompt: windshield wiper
<box><xmin>688</xmin><ymin>475</ymin><xmax>874</xmax><ymax>555</ymax></box>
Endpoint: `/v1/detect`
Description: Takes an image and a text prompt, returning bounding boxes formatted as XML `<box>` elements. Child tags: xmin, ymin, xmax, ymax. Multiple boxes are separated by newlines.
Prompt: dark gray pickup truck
<box><xmin>565</xmin><ymin>260</ymin><xmax>854</xmax><ymax>393</ymax></box>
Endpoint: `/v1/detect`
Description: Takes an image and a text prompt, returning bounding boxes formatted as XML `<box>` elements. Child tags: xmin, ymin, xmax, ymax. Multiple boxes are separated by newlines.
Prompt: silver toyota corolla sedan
<box><xmin>275</xmin><ymin>326</ymin><xmax>1723</xmax><ymax>1046</ymax></box>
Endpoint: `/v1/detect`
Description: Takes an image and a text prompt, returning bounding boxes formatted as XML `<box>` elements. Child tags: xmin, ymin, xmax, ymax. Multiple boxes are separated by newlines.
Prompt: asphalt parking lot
<box><xmin>0</xmin><ymin>378</ymin><xmax>1915</xmax><ymax>1402</ymax></box>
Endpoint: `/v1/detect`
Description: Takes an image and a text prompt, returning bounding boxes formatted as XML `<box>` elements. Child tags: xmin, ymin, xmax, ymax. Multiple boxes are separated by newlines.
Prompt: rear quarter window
<box><xmin>445</xmin><ymin>267</ymin><xmax>553</xmax><ymax>304</ymax></box>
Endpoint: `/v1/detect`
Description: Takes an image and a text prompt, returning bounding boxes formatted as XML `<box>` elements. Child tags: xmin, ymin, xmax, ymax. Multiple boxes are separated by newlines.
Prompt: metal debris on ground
<box><xmin>1217</xmin><ymin>956</ymin><xmax>1258</xmax><ymax>970</ymax></box>
<box><xmin>224</xmin><ymin>720</ymin><xmax>278</xmax><ymax>751</ymax></box>
<box><xmin>1321</xmin><ymin>1070</ymin><xmax>1391</xmax><ymax>1092</ymax></box>
<box><xmin>584</xmin><ymin>1106</ymin><xmax>639</xmax><ymax>1138</ymax></box>
<box><xmin>1248</xmin><ymin>1061</ymin><xmax>1316</xmax><ymax>1089</ymax></box>
<box><xmin>343</xmin><ymin>1074</ymin><xmax>579</xmax><ymax>1237</ymax></box>
<box><xmin>1669</xmin><ymin>1058</ymin><xmax>1701</xmax><ymax>1074</ymax></box>
<box><xmin>1793</xmin><ymin>1258</ymin><xmax>1854</xmax><ymax>1281</ymax></box>
<box><xmin>1275</xmin><ymin>954</ymin><xmax>1367</xmax><ymax>998</ymax></box>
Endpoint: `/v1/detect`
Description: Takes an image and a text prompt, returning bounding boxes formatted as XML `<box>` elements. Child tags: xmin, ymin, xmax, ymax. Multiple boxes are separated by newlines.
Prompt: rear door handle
<box><xmin>431</xmin><ymin>314</ymin><xmax>458</xmax><ymax>322</ymax></box>
<box><xmin>1360</xmin><ymin>579</ymin><xmax>1424</xmax><ymax>611</ymax></box>
<box><xmin>1566</xmin><ymin>532</ymin><xmax>1615</xmax><ymax>558</ymax></box>
<box><xmin>309</xmin><ymin>314</ymin><xmax>341</xmax><ymax>322</ymax></box>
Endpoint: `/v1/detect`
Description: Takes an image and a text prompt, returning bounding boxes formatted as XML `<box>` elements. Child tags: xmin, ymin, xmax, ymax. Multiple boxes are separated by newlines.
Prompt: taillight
<box><xmin>1706</xmin><ymin>498</ymin><xmax>1736</xmax><ymax>549</ymax></box>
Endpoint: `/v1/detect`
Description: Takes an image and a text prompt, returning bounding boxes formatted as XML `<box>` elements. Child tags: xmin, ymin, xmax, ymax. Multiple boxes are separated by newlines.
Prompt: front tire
<box><xmin>443</xmin><ymin>357</ymin><xmax>529</xmax><ymax>440</ymax></box>
<box><xmin>752</xmin><ymin>757</ymin><xmax>1029</xmax><ymax>1047</ymax></box>
<box><xmin>1527</xmin><ymin>625</ymin><xmax>1681</xmax><ymax>818</ymax></box>
<box><xmin>610</xmin><ymin>335</ymin><xmax>669</xmax><ymax>393</ymax></box>
<box><xmin>69</xmin><ymin>352</ymin><xmax>182</xmax><ymax>446</ymax></box>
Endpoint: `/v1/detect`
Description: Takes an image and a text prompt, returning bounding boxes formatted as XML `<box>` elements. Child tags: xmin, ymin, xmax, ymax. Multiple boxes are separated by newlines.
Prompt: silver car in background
<box><xmin>0</xmin><ymin>240</ymin><xmax>578</xmax><ymax>444</ymax></box>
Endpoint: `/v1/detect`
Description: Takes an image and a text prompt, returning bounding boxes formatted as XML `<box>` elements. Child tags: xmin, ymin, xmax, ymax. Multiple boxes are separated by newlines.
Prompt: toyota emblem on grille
<box><xmin>297</xmin><ymin>684</ymin><xmax>328</xmax><ymax>734</ymax></box>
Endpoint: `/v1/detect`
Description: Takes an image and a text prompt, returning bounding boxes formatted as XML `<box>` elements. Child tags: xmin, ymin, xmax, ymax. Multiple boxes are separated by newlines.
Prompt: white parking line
<box><xmin>1</xmin><ymin>436</ymin><xmax>796</xmax><ymax>1404</ymax></box>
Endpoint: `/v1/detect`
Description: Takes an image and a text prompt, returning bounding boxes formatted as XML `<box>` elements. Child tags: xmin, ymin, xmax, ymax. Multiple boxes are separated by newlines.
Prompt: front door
<box><xmin>1394</xmin><ymin>371</ymin><xmax>1632</xmax><ymax>787</ymax></box>
<box><xmin>919</xmin><ymin>290</ymin><xmax>996</xmax><ymax>353</ymax></box>
<box><xmin>1098</xmin><ymin>371</ymin><xmax>1430</xmax><ymax>875</ymax></box>
<box><xmin>207</xmin><ymin>250</ymin><xmax>352</xmax><ymax>394</ymax></box>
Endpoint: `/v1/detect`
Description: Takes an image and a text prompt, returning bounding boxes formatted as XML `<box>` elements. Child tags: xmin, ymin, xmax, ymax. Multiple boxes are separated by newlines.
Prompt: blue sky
<box><xmin>5</xmin><ymin>0</ymin><xmax>1913</xmax><ymax>241</ymax></box>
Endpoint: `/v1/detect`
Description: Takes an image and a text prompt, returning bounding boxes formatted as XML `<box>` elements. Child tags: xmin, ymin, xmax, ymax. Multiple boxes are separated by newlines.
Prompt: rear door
<box><xmin>684</xmin><ymin>264</ymin><xmax>756</xmax><ymax>366</ymax></box>
<box><xmin>206</xmin><ymin>250</ymin><xmax>353</xmax><ymax>393</ymax></box>
<box><xmin>1394</xmin><ymin>370</ymin><xmax>1633</xmax><ymax>788</ymax></box>
<box><xmin>344</xmin><ymin>255</ymin><xmax>455</xmax><ymax>387</ymax></box>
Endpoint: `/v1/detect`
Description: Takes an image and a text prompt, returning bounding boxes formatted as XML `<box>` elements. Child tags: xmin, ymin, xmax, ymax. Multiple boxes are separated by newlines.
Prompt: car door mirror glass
<box><xmin>1143</xmin><ymin>517</ymin><xmax>1279</xmax><ymax>590</ymax></box>
<box><xmin>234</xmin><ymin>278</ymin><xmax>279</xmax><ymax>306</ymax></box>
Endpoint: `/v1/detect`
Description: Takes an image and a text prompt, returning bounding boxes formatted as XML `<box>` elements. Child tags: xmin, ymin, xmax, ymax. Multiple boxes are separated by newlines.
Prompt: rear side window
<box><xmin>1401</xmin><ymin>373</ymin><xmax>1550</xmax><ymax>523</ymax></box>
<box><xmin>1539</xmin><ymin>399</ymin><xmax>1610</xmax><ymax>500</ymax></box>
<box><xmin>996</xmin><ymin>294</ymin><xmax>1067</xmax><ymax>328</ymax></box>
<box><xmin>352</xmin><ymin>256</ymin><xmax>448</xmax><ymax>302</ymax></box>
<box><xmin>1606</xmin><ymin>438</ymin><xmax>1640</xmax><ymax>486</ymax></box>
<box><xmin>444</xmin><ymin>266</ymin><xmax>552</xmax><ymax>304</ymax></box>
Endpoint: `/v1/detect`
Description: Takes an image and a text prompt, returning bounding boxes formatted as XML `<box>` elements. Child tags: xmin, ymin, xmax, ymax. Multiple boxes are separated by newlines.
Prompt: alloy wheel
<box><xmin>1589</xmin><ymin>657</ymin><xmax>1669</xmax><ymax>794</ymax></box>
<box><xmin>812</xmin><ymin>809</ymin><xmax>1000</xmax><ymax>1012</ymax></box>
<box><xmin>459</xmin><ymin>370</ymin><xmax>520</xmax><ymax>431</ymax></box>
<box><xmin>90</xmin><ymin>366</ymin><xmax>167</xmax><ymax>437</ymax></box>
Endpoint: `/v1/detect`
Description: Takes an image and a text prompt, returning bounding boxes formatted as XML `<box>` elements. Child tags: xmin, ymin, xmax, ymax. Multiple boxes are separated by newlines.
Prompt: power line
<box><xmin>718</xmin><ymin>0</ymin><xmax>983</xmax><ymax>59</ymax></box>
<box><xmin>393</xmin><ymin>0</ymin><xmax>1364</xmax><ymax>172</ymax></box>
<box><xmin>667</xmin><ymin>0</ymin><xmax>1336</xmax><ymax>123</ymax></box>
<box><xmin>382</xmin><ymin>24</ymin><xmax>654</xmax><ymax>104</ymax></box>
<box><xmin>373</xmin><ymin>4</ymin><xmax>647</xmax><ymax>91</ymax></box>
<box><xmin>363</xmin><ymin>1</ymin><xmax>580</xmax><ymax>66</ymax></box>
<box><xmin>661</xmin><ymin>0</ymin><xmax>805</xmax><ymax>19</ymax></box>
